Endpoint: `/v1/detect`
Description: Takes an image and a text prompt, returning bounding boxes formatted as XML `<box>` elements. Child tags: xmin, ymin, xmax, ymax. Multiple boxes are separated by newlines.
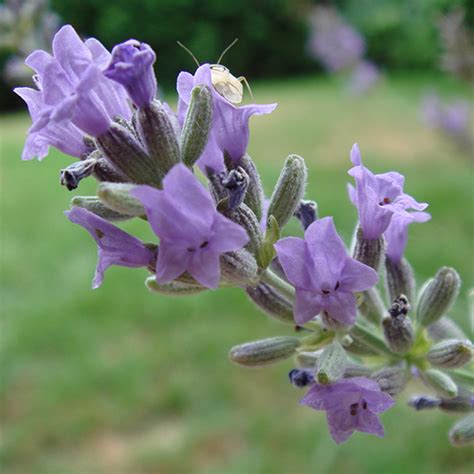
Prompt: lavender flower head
<box><xmin>347</xmin><ymin>60</ymin><xmax>380</xmax><ymax>95</ymax></box>
<box><xmin>308</xmin><ymin>6</ymin><xmax>365</xmax><ymax>72</ymax></box>
<box><xmin>348</xmin><ymin>144</ymin><xmax>428</xmax><ymax>240</ymax></box>
<box><xmin>104</xmin><ymin>40</ymin><xmax>157</xmax><ymax>108</ymax></box>
<box><xmin>66</xmin><ymin>207</ymin><xmax>156</xmax><ymax>289</ymax></box>
<box><xmin>177</xmin><ymin>64</ymin><xmax>277</xmax><ymax>173</ymax></box>
<box><xmin>301</xmin><ymin>377</ymin><xmax>395</xmax><ymax>444</ymax></box>
<box><xmin>274</xmin><ymin>216</ymin><xmax>378</xmax><ymax>326</ymax></box>
<box><xmin>132</xmin><ymin>164</ymin><xmax>249</xmax><ymax>288</ymax></box>
<box><xmin>15</xmin><ymin>25</ymin><xmax>132</xmax><ymax>145</ymax></box>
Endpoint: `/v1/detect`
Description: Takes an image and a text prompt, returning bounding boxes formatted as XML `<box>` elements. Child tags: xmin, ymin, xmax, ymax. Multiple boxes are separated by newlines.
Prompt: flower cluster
<box><xmin>16</xmin><ymin>25</ymin><xmax>473</xmax><ymax>447</ymax></box>
<box><xmin>307</xmin><ymin>6</ymin><xmax>380</xmax><ymax>95</ymax></box>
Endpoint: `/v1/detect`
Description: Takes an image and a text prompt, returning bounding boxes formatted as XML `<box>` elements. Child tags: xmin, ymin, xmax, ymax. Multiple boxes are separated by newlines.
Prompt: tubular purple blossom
<box><xmin>104</xmin><ymin>40</ymin><xmax>157</xmax><ymax>108</ymax></box>
<box><xmin>300</xmin><ymin>377</ymin><xmax>395</xmax><ymax>444</ymax></box>
<box><xmin>15</xmin><ymin>24</ymin><xmax>132</xmax><ymax>153</ymax></box>
<box><xmin>274</xmin><ymin>216</ymin><xmax>378</xmax><ymax>326</ymax></box>
<box><xmin>348</xmin><ymin>143</ymin><xmax>428</xmax><ymax>240</ymax></box>
<box><xmin>131</xmin><ymin>164</ymin><xmax>249</xmax><ymax>289</ymax></box>
<box><xmin>65</xmin><ymin>207</ymin><xmax>156</xmax><ymax>289</ymax></box>
<box><xmin>177</xmin><ymin>64</ymin><xmax>276</xmax><ymax>173</ymax></box>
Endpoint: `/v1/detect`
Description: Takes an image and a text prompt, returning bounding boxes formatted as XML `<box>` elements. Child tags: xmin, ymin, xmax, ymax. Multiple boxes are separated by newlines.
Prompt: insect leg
<box><xmin>237</xmin><ymin>76</ymin><xmax>254</xmax><ymax>101</ymax></box>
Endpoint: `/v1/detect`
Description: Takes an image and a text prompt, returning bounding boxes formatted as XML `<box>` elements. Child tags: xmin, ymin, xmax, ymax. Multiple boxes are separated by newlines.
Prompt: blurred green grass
<box><xmin>1</xmin><ymin>73</ymin><xmax>473</xmax><ymax>473</ymax></box>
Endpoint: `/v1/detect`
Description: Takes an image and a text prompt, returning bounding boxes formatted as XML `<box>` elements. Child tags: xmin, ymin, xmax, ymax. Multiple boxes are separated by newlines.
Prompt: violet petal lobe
<box><xmin>65</xmin><ymin>207</ymin><xmax>155</xmax><ymax>289</ymax></box>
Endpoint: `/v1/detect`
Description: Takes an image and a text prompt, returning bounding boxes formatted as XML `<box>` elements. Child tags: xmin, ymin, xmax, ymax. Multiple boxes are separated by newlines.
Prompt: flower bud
<box><xmin>96</xmin><ymin>122</ymin><xmax>162</xmax><ymax>187</ymax></box>
<box><xmin>219</xmin><ymin>202</ymin><xmax>262</xmax><ymax>256</ymax></box>
<box><xmin>316</xmin><ymin>341</ymin><xmax>347</xmax><ymax>384</ymax></box>
<box><xmin>382</xmin><ymin>295</ymin><xmax>414</xmax><ymax>354</ymax></box>
<box><xmin>246</xmin><ymin>282</ymin><xmax>294</xmax><ymax>325</ymax></box>
<box><xmin>258</xmin><ymin>215</ymin><xmax>280</xmax><ymax>269</ymax></box>
<box><xmin>289</xmin><ymin>368</ymin><xmax>314</xmax><ymax>387</ymax></box>
<box><xmin>372</xmin><ymin>363</ymin><xmax>408</xmax><ymax>396</ymax></box>
<box><xmin>408</xmin><ymin>396</ymin><xmax>441</xmax><ymax>411</ymax></box>
<box><xmin>449</xmin><ymin>414</ymin><xmax>474</xmax><ymax>447</ymax></box>
<box><xmin>136</xmin><ymin>101</ymin><xmax>181</xmax><ymax>177</ymax></box>
<box><xmin>145</xmin><ymin>276</ymin><xmax>206</xmax><ymax>295</ymax></box>
<box><xmin>352</xmin><ymin>225</ymin><xmax>385</xmax><ymax>271</ymax></box>
<box><xmin>233</xmin><ymin>154</ymin><xmax>264</xmax><ymax>221</ymax></box>
<box><xmin>357</xmin><ymin>287</ymin><xmax>386</xmax><ymax>324</ymax></box>
<box><xmin>92</xmin><ymin>155</ymin><xmax>129</xmax><ymax>184</ymax></box>
<box><xmin>97</xmin><ymin>182</ymin><xmax>146</xmax><ymax>217</ymax></box>
<box><xmin>294</xmin><ymin>200</ymin><xmax>318</xmax><ymax>231</ymax></box>
<box><xmin>220</xmin><ymin>249</ymin><xmax>259</xmax><ymax>286</ymax></box>
<box><xmin>427</xmin><ymin>339</ymin><xmax>473</xmax><ymax>369</ymax></box>
<box><xmin>267</xmin><ymin>154</ymin><xmax>307</xmax><ymax>229</ymax></box>
<box><xmin>344</xmin><ymin>363</ymin><xmax>372</xmax><ymax>378</ymax></box>
<box><xmin>417</xmin><ymin>267</ymin><xmax>461</xmax><ymax>327</ymax></box>
<box><xmin>206</xmin><ymin>169</ymin><xmax>227</xmax><ymax>203</ymax></box>
<box><xmin>422</xmin><ymin>369</ymin><xmax>459</xmax><ymax>399</ymax></box>
<box><xmin>350</xmin><ymin>322</ymin><xmax>395</xmax><ymax>357</ymax></box>
<box><xmin>440</xmin><ymin>394</ymin><xmax>474</xmax><ymax>413</ymax></box>
<box><xmin>295</xmin><ymin>351</ymin><xmax>320</xmax><ymax>368</ymax></box>
<box><xmin>229</xmin><ymin>336</ymin><xmax>301</xmax><ymax>367</ymax></box>
<box><xmin>60</xmin><ymin>158</ymin><xmax>96</xmax><ymax>190</ymax></box>
<box><xmin>180</xmin><ymin>85</ymin><xmax>212</xmax><ymax>167</ymax></box>
<box><xmin>428</xmin><ymin>317</ymin><xmax>467</xmax><ymax>342</ymax></box>
<box><xmin>344</xmin><ymin>337</ymin><xmax>378</xmax><ymax>356</ymax></box>
<box><xmin>70</xmin><ymin>196</ymin><xmax>132</xmax><ymax>221</ymax></box>
<box><xmin>385</xmin><ymin>256</ymin><xmax>416</xmax><ymax>304</ymax></box>
<box><xmin>222</xmin><ymin>167</ymin><xmax>249</xmax><ymax>210</ymax></box>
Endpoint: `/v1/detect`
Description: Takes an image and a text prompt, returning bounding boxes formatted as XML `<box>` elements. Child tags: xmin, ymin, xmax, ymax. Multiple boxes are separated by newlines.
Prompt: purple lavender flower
<box><xmin>422</xmin><ymin>94</ymin><xmax>471</xmax><ymax>136</ymax></box>
<box><xmin>131</xmin><ymin>164</ymin><xmax>249</xmax><ymax>288</ymax></box>
<box><xmin>348</xmin><ymin>144</ymin><xmax>428</xmax><ymax>240</ymax></box>
<box><xmin>300</xmin><ymin>377</ymin><xmax>395</xmax><ymax>444</ymax></box>
<box><xmin>347</xmin><ymin>60</ymin><xmax>379</xmax><ymax>95</ymax></box>
<box><xmin>274</xmin><ymin>216</ymin><xmax>378</xmax><ymax>326</ymax></box>
<box><xmin>308</xmin><ymin>7</ymin><xmax>365</xmax><ymax>72</ymax></box>
<box><xmin>177</xmin><ymin>64</ymin><xmax>276</xmax><ymax>173</ymax></box>
<box><xmin>104</xmin><ymin>40</ymin><xmax>157</xmax><ymax>108</ymax></box>
<box><xmin>15</xmin><ymin>25</ymin><xmax>132</xmax><ymax>147</ymax></box>
<box><xmin>66</xmin><ymin>207</ymin><xmax>156</xmax><ymax>289</ymax></box>
<box><xmin>385</xmin><ymin>212</ymin><xmax>431</xmax><ymax>264</ymax></box>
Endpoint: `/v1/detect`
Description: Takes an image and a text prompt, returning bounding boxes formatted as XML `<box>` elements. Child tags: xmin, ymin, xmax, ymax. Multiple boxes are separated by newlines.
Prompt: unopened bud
<box><xmin>427</xmin><ymin>339</ymin><xmax>473</xmax><ymax>369</ymax></box>
<box><xmin>294</xmin><ymin>200</ymin><xmax>318</xmax><ymax>230</ymax></box>
<box><xmin>60</xmin><ymin>158</ymin><xmax>96</xmax><ymax>190</ymax></box>
<box><xmin>409</xmin><ymin>396</ymin><xmax>441</xmax><ymax>411</ymax></box>
<box><xmin>417</xmin><ymin>267</ymin><xmax>461</xmax><ymax>327</ymax></box>
<box><xmin>357</xmin><ymin>287</ymin><xmax>386</xmax><ymax>324</ymax></box>
<box><xmin>92</xmin><ymin>155</ymin><xmax>128</xmax><ymax>183</ymax></box>
<box><xmin>295</xmin><ymin>351</ymin><xmax>320</xmax><ymax>368</ymax></box>
<box><xmin>385</xmin><ymin>256</ymin><xmax>416</xmax><ymax>304</ymax></box>
<box><xmin>345</xmin><ymin>337</ymin><xmax>378</xmax><ymax>356</ymax></box>
<box><xmin>206</xmin><ymin>169</ymin><xmax>227</xmax><ymax>203</ymax></box>
<box><xmin>136</xmin><ymin>101</ymin><xmax>181</xmax><ymax>176</ymax></box>
<box><xmin>220</xmin><ymin>249</ymin><xmax>259</xmax><ymax>286</ymax></box>
<box><xmin>289</xmin><ymin>368</ymin><xmax>314</xmax><ymax>387</ymax></box>
<box><xmin>316</xmin><ymin>341</ymin><xmax>347</xmax><ymax>384</ymax></box>
<box><xmin>428</xmin><ymin>317</ymin><xmax>467</xmax><ymax>342</ymax></box>
<box><xmin>229</xmin><ymin>336</ymin><xmax>301</xmax><ymax>367</ymax></box>
<box><xmin>449</xmin><ymin>414</ymin><xmax>474</xmax><ymax>446</ymax></box>
<box><xmin>222</xmin><ymin>167</ymin><xmax>249</xmax><ymax>210</ymax></box>
<box><xmin>97</xmin><ymin>182</ymin><xmax>146</xmax><ymax>217</ymax></box>
<box><xmin>372</xmin><ymin>363</ymin><xmax>408</xmax><ymax>396</ymax></box>
<box><xmin>350</xmin><ymin>322</ymin><xmax>395</xmax><ymax>357</ymax></box>
<box><xmin>145</xmin><ymin>276</ymin><xmax>206</xmax><ymax>295</ymax></box>
<box><xmin>267</xmin><ymin>154</ymin><xmax>307</xmax><ymax>229</ymax></box>
<box><xmin>422</xmin><ymin>369</ymin><xmax>459</xmax><ymax>399</ymax></box>
<box><xmin>353</xmin><ymin>226</ymin><xmax>385</xmax><ymax>271</ymax></box>
<box><xmin>70</xmin><ymin>196</ymin><xmax>132</xmax><ymax>221</ymax></box>
<box><xmin>246</xmin><ymin>282</ymin><xmax>294</xmax><ymax>325</ymax></box>
<box><xmin>97</xmin><ymin>122</ymin><xmax>162</xmax><ymax>186</ymax></box>
<box><xmin>382</xmin><ymin>295</ymin><xmax>414</xmax><ymax>354</ymax></box>
<box><xmin>233</xmin><ymin>154</ymin><xmax>264</xmax><ymax>222</ymax></box>
<box><xmin>440</xmin><ymin>394</ymin><xmax>474</xmax><ymax>413</ymax></box>
<box><xmin>180</xmin><ymin>85</ymin><xmax>212</xmax><ymax>167</ymax></box>
<box><xmin>219</xmin><ymin>201</ymin><xmax>262</xmax><ymax>256</ymax></box>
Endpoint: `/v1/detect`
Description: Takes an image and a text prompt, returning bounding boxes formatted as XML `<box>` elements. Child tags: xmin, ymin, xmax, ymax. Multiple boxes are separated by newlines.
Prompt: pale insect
<box><xmin>177</xmin><ymin>39</ymin><xmax>253</xmax><ymax>105</ymax></box>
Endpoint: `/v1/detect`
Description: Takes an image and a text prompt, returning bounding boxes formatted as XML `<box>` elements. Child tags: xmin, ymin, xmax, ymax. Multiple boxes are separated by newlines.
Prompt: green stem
<box><xmin>448</xmin><ymin>369</ymin><xmax>474</xmax><ymax>387</ymax></box>
<box><xmin>260</xmin><ymin>268</ymin><xmax>296</xmax><ymax>302</ymax></box>
<box><xmin>350</xmin><ymin>321</ymin><xmax>399</xmax><ymax>358</ymax></box>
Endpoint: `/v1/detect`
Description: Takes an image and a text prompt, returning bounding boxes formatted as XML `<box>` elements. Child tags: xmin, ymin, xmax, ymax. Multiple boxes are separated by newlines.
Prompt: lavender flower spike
<box><xmin>132</xmin><ymin>164</ymin><xmax>249</xmax><ymax>289</ymax></box>
<box><xmin>177</xmin><ymin>64</ymin><xmax>277</xmax><ymax>173</ymax></box>
<box><xmin>66</xmin><ymin>207</ymin><xmax>156</xmax><ymax>289</ymax></box>
<box><xmin>385</xmin><ymin>211</ymin><xmax>431</xmax><ymax>264</ymax></box>
<box><xmin>348</xmin><ymin>144</ymin><xmax>428</xmax><ymax>240</ymax></box>
<box><xmin>104</xmin><ymin>40</ymin><xmax>157</xmax><ymax>108</ymax></box>
<box><xmin>274</xmin><ymin>216</ymin><xmax>378</xmax><ymax>326</ymax></box>
<box><xmin>301</xmin><ymin>377</ymin><xmax>395</xmax><ymax>444</ymax></box>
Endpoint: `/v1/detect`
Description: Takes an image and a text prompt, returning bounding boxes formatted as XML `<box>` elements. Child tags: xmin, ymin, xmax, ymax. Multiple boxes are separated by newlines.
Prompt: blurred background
<box><xmin>1</xmin><ymin>0</ymin><xmax>473</xmax><ymax>472</ymax></box>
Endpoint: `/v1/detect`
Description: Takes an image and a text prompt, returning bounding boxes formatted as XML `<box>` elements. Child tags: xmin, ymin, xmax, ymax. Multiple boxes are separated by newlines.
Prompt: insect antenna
<box><xmin>217</xmin><ymin>38</ymin><xmax>238</xmax><ymax>65</ymax></box>
<box><xmin>177</xmin><ymin>41</ymin><xmax>200</xmax><ymax>68</ymax></box>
